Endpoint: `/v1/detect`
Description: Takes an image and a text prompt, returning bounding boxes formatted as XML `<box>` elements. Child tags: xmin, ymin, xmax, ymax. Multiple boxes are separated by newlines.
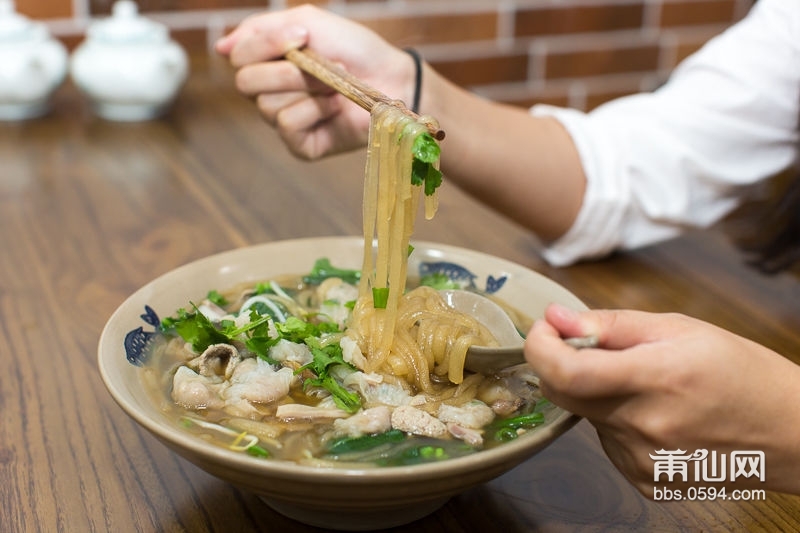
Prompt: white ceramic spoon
<box><xmin>440</xmin><ymin>289</ymin><xmax>598</xmax><ymax>374</ymax></box>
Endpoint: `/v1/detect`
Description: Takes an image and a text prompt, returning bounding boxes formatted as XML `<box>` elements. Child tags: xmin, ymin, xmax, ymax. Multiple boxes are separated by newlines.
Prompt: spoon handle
<box><xmin>464</xmin><ymin>345</ymin><xmax>526</xmax><ymax>374</ymax></box>
<box><xmin>564</xmin><ymin>335</ymin><xmax>599</xmax><ymax>349</ymax></box>
<box><xmin>463</xmin><ymin>335</ymin><xmax>599</xmax><ymax>374</ymax></box>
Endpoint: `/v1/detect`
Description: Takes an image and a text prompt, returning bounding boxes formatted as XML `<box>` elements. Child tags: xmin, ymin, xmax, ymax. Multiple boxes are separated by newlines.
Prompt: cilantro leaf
<box><xmin>242</xmin><ymin>310</ymin><xmax>280</xmax><ymax>363</ymax></box>
<box><xmin>296</xmin><ymin>337</ymin><xmax>361</xmax><ymax>414</ymax></box>
<box><xmin>306</xmin><ymin>373</ymin><xmax>361</xmax><ymax>413</ymax></box>
<box><xmin>411</xmin><ymin>133</ymin><xmax>443</xmax><ymax>196</ymax></box>
<box><xmin>412</xmin><ymin>132</ymin><xmax>440</xmax><ymax>163</ymax></box>
<box><xmin>161</xmin><ymin>304</ymin><xmax>228</xmax><ymax>353</ymax></box>
<box><xmin>206</xmin><ymin>289</ymin><xmax>228</xmax><ymax>306</ymax></box>
<box><xmin>276</xmin><ymin>316</ymin><xmax>340</xmax><ymax>343</ymax></box>
<box><xmin>303</xmin><ymin>258</ymin><xmax>361</xmax><ymax>285</ymax></box>
<box><xmin>161</xmin><ymin>304</ymin><xmax>278</xmax><ymax>362</ymax></box>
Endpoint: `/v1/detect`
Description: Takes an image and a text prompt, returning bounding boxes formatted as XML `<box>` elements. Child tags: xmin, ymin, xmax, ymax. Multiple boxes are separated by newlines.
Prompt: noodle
<box><xmin>349</xmin><ymin>103</ymin><xmax>499</xmax><ymax>390</ymax></box>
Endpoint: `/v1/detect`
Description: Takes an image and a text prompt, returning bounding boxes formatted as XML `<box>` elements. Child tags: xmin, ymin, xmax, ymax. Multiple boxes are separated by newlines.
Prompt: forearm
<box><xmin>420</xmin><ymin>64</ymin><xmax>586</xmax><ymax>241</ymax></box>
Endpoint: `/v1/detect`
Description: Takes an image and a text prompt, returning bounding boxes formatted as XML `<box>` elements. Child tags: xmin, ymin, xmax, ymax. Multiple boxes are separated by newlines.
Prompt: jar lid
<box><xmin>0</xmin><ymin>0</ymin><xmax>47</xmax><ymax>42</ymax></box>
<box><xmin>87</xmin><ymin>0</ymin><xmax>168</xmax><ymax>44</ymax></box>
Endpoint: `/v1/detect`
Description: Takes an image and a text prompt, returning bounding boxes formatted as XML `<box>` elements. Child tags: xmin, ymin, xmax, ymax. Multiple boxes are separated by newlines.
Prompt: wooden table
<box><xmin>3</xmin><ymin>54</ymin><xmax>799</xmax><ymax>533</ymax></box>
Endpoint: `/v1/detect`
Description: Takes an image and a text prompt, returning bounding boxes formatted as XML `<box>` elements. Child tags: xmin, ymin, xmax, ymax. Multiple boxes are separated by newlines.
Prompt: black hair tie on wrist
<box><xmin>404</xmin><ymin>48</ymin><xmax>422</xmax><ymax>114</ymax></box>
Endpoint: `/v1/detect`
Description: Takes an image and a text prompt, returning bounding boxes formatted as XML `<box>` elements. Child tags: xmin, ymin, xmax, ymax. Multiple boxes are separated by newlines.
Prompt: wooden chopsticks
<box><xmin>285</xmin><ymin>47</ymin><xmax>445</xmax><ymax>140</ymax></box>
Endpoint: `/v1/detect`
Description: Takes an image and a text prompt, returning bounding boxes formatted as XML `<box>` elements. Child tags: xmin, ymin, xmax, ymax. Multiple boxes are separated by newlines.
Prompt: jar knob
<box><xmin>112</xmin><ymin>1</ymin><xmax>139</xmax><ymax>18</ymax></box>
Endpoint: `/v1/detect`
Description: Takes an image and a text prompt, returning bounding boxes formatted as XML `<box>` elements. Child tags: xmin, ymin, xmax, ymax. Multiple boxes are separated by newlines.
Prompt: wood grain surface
<box><xmin>1</xmin><ymin>54</ymin><xmax>798</xmax><ymax>533</ymax></box>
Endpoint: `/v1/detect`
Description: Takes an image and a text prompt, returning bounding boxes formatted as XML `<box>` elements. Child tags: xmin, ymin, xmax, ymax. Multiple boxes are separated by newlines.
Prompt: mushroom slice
<box><xmin>193</xmin><ymin>343</ymin><xmax>241</xmax><ymax>380</ymax></box>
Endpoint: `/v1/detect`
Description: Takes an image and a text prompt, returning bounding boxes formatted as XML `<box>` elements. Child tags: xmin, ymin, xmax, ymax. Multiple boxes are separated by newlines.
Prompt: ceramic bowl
<box><xmin>98</xmin><ymin>236</ymin><xmax>585</xmax><ymax>531</ymax></box>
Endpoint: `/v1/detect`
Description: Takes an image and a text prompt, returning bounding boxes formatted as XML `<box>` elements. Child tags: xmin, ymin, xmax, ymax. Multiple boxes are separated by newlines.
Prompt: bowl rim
<box><xmin>98</xmin><ymin>236</ymin><xmax>583</xmax><ymax>482</ymax></box>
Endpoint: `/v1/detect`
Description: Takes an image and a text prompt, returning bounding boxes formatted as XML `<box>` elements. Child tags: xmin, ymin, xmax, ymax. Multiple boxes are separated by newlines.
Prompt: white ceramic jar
<box><xmin>70</xmin><ymin>0</ymin><xmax>189</xmax><ymax>121</ymax></box>
<box><xmin>0</xmin><ymin>0</ymin><xmax>68</xmax><ymax>120</ymax></box>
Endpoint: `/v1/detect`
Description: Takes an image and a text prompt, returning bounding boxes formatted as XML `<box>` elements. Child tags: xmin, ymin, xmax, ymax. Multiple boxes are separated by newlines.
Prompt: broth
<box><xmin>143</xmin><ymin>271</ymin><xmax>555</xmax><ymax>467</ymax></box>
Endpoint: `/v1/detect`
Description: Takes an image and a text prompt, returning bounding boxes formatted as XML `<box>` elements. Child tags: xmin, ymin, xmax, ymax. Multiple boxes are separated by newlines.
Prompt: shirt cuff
<box><xmin>530</xmin><ymin>104</ymin><xmax>627</xmax><ymax>266</ymax></box>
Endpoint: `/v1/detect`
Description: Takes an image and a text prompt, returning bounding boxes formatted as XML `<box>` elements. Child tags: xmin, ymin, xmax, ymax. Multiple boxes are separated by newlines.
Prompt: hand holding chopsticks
<box><xmin>285</xmin><ymin>47</ymin><xmax>445</xmax><ymax>140</ymax></box>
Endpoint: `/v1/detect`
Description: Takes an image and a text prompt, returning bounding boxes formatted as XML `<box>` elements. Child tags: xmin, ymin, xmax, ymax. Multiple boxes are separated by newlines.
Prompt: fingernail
<box><xmin>214</xmin><ymin>33</ymin><xmax>231</xmax><ymax>49</ymax></box>
<box><xmin>548</xmin><ymin>302</ymin><xmax>580</xmax><ymax>321</ymax></box>
<box><xmin>282</xmin><ymin>25</ymin><xmax>309</xmax><ymax>52</ymax></box>
<box><xmin>546</xmin><ymin>303</ymin><xmax>598</xmax><ymax>339</ymax></box>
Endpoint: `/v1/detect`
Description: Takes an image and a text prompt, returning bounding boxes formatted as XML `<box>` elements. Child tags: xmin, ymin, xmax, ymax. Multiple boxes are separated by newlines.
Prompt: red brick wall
<box><xmin>17</xmin><ymin>0</ymin><xmax>754</xmax><ymax>111</ymax></box>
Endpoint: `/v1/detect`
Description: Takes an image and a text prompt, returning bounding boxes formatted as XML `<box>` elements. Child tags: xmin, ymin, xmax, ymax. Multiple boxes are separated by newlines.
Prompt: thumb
<box><xmin>544</xmin><ymin>303</ymin><xmax>672</xmax><ymax>350</ymax></box>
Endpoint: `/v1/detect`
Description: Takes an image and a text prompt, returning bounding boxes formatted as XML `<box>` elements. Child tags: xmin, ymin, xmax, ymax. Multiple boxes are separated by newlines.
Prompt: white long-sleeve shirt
<box><xmin>534</xmin><ymin>0</ymin><xmax>800</xmax><ymax>266</ymax></box>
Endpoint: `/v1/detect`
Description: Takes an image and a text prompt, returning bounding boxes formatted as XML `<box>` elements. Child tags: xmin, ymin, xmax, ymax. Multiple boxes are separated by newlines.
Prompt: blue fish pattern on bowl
<box><xmin>417</xmin><ymin>261</ymin><xmax>507</xmax><ymax>294</ymax></box>
<box><xmin>123</xmin><ymin>261</ymin><xmax>508</xmax><ymax>366</ymax></box>
<box><xmin>124</xmin><ymin>305</ymin><xmax>160</xmax><ymax>366</ymax></box>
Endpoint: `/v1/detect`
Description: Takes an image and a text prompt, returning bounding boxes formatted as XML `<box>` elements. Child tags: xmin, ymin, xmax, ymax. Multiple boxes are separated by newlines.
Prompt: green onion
<box><xmin>327</xmin><ymin>429</ymin><xmax>406</xmax><ymax>454</ymax></box>
<box><xmin>372</xmin><ymin>287</ymin><xmax>389</xmax><ymax>309</ymax></box>
<box><xmin>489</xmin><ymin>411</ymin><xmax>545</xmax><ymax>442</ymax></box>
<box><xmin>246</xmin><ymin>444</ymin><xmax>270</xmax><ymax>458</ymax></box>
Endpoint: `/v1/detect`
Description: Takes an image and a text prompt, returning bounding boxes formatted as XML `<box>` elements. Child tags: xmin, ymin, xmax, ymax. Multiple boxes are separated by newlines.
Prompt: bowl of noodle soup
<box><xmin>99</xmin><ymin>236</ymin><xmax>586</xmax><ymax>530</ymax></box>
